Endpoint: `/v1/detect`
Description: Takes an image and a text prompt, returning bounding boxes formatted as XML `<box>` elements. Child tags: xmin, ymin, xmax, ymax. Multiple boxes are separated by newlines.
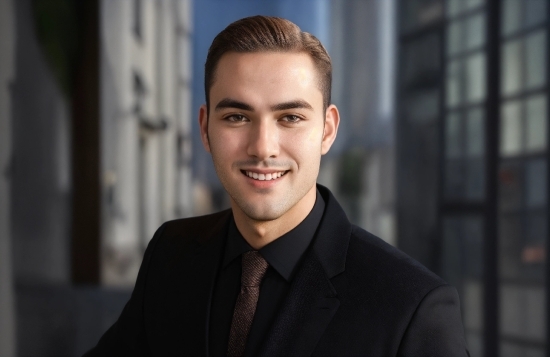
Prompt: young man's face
<box><xmin>199</xmin><ymin>51</ymin><xmax>339</xmax><ymax>223</ymax></box>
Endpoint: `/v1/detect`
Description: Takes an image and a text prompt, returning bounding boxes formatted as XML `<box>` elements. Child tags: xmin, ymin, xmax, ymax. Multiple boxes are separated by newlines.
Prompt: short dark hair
<box><xmin>204</xmin><ymin>15</ymin><xmax>332</xmax><ymax>112</ymax></box>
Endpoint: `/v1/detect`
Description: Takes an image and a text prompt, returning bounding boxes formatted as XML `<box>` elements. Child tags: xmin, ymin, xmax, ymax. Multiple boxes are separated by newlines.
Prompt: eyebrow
<box><xmin>214</xmin><ymin>98</ymin><xmax>314</xmax><ymax>112</ymax></box>
<box><xmin>215</xmin><ymin>98</ymin><xmax>254</xmax><ymax>112</ymax></box>
<box><xmin>270</xmin><ymin>100</ymin><xmax>313</xmax><ymax>111</ymax></box>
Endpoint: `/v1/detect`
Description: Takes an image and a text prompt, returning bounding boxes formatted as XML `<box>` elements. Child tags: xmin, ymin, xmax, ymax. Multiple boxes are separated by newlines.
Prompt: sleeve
<box><xmin>82</xmin><ymin>224</ymin><xmax>166</xmax><ymax>357</ymax></box>
<box><xmin>397</xmin><ymin>284</ymin><xmax>471</xmax><ymax>357</ymax></box>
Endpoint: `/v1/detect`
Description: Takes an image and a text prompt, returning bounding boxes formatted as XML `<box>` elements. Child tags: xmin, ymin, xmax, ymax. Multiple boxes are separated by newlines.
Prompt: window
<box><xmin>498</xmin><ymin>1</ymin><xmax>548</xmax><ymax>352</ymax></box>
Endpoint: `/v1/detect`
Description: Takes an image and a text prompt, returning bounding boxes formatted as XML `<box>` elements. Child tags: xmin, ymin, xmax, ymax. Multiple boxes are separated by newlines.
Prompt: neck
<box><xmin>232</xmin><ymin>186</ymin><xmax>317</xmax><ymax>250</ymax></box>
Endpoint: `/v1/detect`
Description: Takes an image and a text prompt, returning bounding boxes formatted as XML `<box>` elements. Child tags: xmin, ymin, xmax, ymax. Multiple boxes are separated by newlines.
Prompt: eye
<box><xmin>225</xmin><ymin>114</ymin><xmax>248</xmax><ymax>122</ymax></box>
<box><xmin>281</xmin><ymin>115</ymin><xmax>302</xmax><ymax>123</ymax></box>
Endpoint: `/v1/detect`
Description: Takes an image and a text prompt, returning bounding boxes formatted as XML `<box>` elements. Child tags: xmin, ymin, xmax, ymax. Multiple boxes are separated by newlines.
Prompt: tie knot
<box><xmin>241</xmin><ymin>251</ymin><xmax>269</xmax><ymax>287</ymax></box>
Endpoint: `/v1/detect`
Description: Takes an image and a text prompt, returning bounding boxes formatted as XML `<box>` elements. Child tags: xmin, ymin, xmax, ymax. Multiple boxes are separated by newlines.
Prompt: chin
<box><xmin>242</xmin><ymin>207</ymin><xmax>282</xmax><ymax>222</ymax></box>
<box><xmin>236</xmin><ymin>201</ymin><xmax>288</xmax><ymax>222</ymax></box>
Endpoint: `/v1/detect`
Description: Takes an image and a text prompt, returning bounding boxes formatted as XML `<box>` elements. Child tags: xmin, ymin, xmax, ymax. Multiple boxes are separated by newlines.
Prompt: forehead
<box><xmin>210</xmin><ymin>51</ymin><xmax>323</xmax><ymax>107</ymax></box>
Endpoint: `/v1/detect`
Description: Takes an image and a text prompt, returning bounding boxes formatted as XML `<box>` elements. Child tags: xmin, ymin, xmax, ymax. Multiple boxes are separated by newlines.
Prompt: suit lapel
<box><xmin>258</xmin><ymin>185</ymin><xmax>351</xmax><ymax>356</ymax></box>
<box><xmin>258</xmin><ymin>250</ymin><xmax>340</xmax><ymax>356</ymax></box>
<box><xmin>159</xmin><ymin>211</ymin><xmax>230</xmax><ymax>356</ymax></box>
<box><xmin>159</xmin><ymin>185</ymin><xmax>351</xmax><ymax>356</ymax></box>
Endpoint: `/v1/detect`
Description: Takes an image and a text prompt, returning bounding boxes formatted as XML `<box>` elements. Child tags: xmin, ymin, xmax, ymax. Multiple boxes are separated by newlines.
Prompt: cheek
<box><xmin>210</xmin><ymin>128</ymin><xmax>240</xmax><ymax>152</ymax></box>
<box><xmin>306</xmin><ymin>125</ymin><xmax>323</xmax><ymax>143</ymax></box>
<box><xmin>282</xmin><ymin>129</ymin><xmax>323</xmax><ymax>161</ymax></box>
<box><xmin>288</xmin><ymin>125</ymin><xmax>324</xmax><ymax>153</ymax></box>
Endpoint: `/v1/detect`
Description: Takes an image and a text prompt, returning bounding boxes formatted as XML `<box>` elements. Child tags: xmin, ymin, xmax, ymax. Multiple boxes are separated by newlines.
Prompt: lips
<box><xmin>243</xmin><ymin>170</ymin><xmax>287</xmax><ymax>181</ymax></box>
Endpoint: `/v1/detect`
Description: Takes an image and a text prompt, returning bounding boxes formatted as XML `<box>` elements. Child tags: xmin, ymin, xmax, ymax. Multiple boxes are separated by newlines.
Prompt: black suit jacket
<box><xmin>85</xmin><ymin>185</ymin><xmax>469</xmax><ymax>356</ymax></box>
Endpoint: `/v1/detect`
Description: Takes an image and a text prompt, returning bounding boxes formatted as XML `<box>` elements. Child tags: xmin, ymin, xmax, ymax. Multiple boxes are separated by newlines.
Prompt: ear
<box><xmin>321</xmin><ymin>104</ymin><xmax>340</xmax><ymax>155</ymax></box>
<box><xmin>199</xmin><ymin>104</ymin><xmax>211</xmax><ymax>153</ymax></box>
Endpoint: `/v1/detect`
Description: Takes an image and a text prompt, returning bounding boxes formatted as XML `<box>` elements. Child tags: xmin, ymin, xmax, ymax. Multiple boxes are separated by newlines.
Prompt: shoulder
<box><xmin>141</xmin><ymin>209</ymin><xmax>231</xmax><ymax>281</ymax></box>
<box><xmin>327</xmin><ymin>225</ymin><xmax>460</xmax><ymax>347</ymax></box>
<box><xmin>160</xmin><ymin>209</ymin><xmax>232</xmax><ymax>238</ymax></box>
<box><xmin>317</xmin><ymin>184</ymin><xmax>446</xmax><ymax>297</ymax></box>
<box><xmin>339</xmin><ymin>224</ymin><xmax>447</xmax><ymax>306</ymax></box>
<box><xmin>146</xmin><ymin>209</ymin><xmax>232</xmax><ymax>257</ymax></box>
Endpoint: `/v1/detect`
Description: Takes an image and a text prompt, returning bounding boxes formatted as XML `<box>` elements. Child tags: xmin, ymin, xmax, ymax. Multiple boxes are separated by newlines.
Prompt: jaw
<box><xmin>228</xmin><ymin>181</ymin><xmax>318</xmax><ymax>249</ymax></box>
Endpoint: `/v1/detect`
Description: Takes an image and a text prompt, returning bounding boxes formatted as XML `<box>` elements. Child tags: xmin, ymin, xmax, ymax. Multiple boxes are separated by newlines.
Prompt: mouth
<box><xmin>241</xmin><ymin>170</ymin><xmax>289</xmax><ymax>181</ymax></box>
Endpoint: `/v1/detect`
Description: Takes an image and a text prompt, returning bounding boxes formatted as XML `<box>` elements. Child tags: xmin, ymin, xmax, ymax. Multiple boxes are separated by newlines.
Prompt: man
<box><xmin>86</xmin><ymin>16</ymin><xmax>469</xmax><ymax>356</ymax></box>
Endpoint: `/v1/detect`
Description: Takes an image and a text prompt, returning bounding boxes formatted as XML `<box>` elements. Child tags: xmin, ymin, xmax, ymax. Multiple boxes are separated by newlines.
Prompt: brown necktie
<box><xmin>227</xmin><ymin>251</ymin><xmax>269</xmax><ymax>356</ymax></box>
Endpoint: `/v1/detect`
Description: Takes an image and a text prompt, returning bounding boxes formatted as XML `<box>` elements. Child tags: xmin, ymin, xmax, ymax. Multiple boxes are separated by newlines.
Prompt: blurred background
<box><xmin>0</xmin><ymin>0</ymin><xmax>548</xmax><ymax>355</ymax></box>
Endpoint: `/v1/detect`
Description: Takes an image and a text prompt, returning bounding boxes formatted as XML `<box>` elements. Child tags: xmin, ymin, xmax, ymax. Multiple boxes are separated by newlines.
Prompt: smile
<box><xmin>243</xmin><ymin>170</ymin><xmax>288</xmax><ymax>181</ymax></box>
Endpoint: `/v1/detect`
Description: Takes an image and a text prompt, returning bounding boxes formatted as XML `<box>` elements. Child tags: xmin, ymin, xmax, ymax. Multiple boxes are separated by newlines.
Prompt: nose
<box><xmin>247</xmin><ymin>120</ymin><xmax>279</xmax><ymax>160</ymax></box>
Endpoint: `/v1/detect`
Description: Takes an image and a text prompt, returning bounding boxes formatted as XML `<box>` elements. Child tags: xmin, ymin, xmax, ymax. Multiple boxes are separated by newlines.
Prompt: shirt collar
<box><xmin>223</xmin><ymin>189</ymin><xmax>325</xmax><ymax>282</ymax></box>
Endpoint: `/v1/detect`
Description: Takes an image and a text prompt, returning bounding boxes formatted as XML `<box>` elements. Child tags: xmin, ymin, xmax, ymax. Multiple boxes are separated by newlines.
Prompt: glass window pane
<box><xmin>464</xmin><ymin>216</ymin><xmax>484</xmax><ymax>278</ymax></box>
<box><xmin>525</xmin><ymin>31</ymin><xmax>547</xmax><ymax>90</ymax></box>
<box><xmin>464</xmin><ymin>280</ymin><xmax>484</xmax><ymax>329</ymax></box>
<box><xmin>526</xmin><ymin>211</ymin><xmax>547</xmax><ymax>247</ymax></box>
<box><xmin>466</xmin><ymin>107</ymin><xmax>485</xmax><ymax>157</ymax></box>
<box><xmin>446</xmin><ymin>112</ymin><xmax>462</xmax><ymax>158</ymax></box>
<box><xmin>406</xmin><ymin>89</ymin><xmax>440</xmax><ymax>124</ymax></box>
<box><xmin>466</xmin><ymin>332</ymin><xmax>484</xmax><ymax>357</ymax></box>
<box><xmin>446</xmin><ymin>0</ymin><xmax>462</xmax><ymax>18</ymax></box>
<box><xmin>525</xmin><ymin>0</ymin><xmax>547</xmax><ymax>28</ymax></box>
<box><xmin>526</xmin><ymin>95</ymin><xmax>547</xmax><ymax>152</ymax></box>
<box><xmin>447</xmin><ymin>59</ymin><xmax>462</xmax><ymax>107</ymax></box>
<box><xmin>447</xmin><ymin>20</ymin><xmax>463</xmax><ymax>56</ymax></box>
<box><xmin>442</xmin><ymin>215</ymin><xmax>484</xmax><ymax>288</ymax></box>
<box><xmin>402</xmin><ymin>0</ymin><xmax>444</xmax><ymax>32</ymax></box>
<box><xmin>418</xmin><ymin>1</ymin><xmax>444</xmax><ymax>27</ymax></box>
<box><xmin>465</xmin><ymin>0</ymin><xmax>483</xmax><ymax>10</ymax></box>
<box><xmin>442</xmin><ymin>217</ymin><xmax>462</xmax><ymax>284</ymax></box>
<box><xmin>499</xmin><ymin>215</ymin><xmax>522</xmax><ymax>278</ymax></box>
<box><xmin>501</xmin><ymin>39</ymin><xmax>522</xmax><ymax>96</ymax></box>
<box><xmin>501</xmin><ymin>343</ymin><xmax>545</xmax><ymax>357</ymax></box>
<box><xmin>443</xmin><ymin>214</ymin><xmax>485</xmax><ymax>357</ymax></box>
<box><xmin>466</xmin><ymin>158</ymin><xmax>485</xmax><ymax>200</ymax></box>
<box><xmin>500</xmin><ymin>285</ymin><xmax>546</xmax><ymax>342</ymax></box>
<box><xmin>523</xmin><ymin>211</ymin><xmax>546</xmax><ymax>280</ymax></box>
<box><xmin>499</xmin><ymin>162</ymin><xmax>523</xmax><ymax>211</ymax></box>
<box><xmin>445</xmin><ymin>159</ymin><xmax>464</xmax><ymax>199</ymax></box>
<box><xmin>404</xmin><ymin>1</ymin><xmax>443</xmax><ymax>33</ymax></box>
<box><xmin>403</xmin><ymin>34</ymin><xmax>441</xmax><ymax>86</ymax></box>
<box><xmin>465</xmin><ymin>53</ymin><xmax>486</xmax><ymax>103</ymax></box>
<box><xmin>465</xmin><ymin>13</ymin><xmax>486</xmax><ymax>50</ymax></box>
<box><xmin>500</xmin><ymin>100</ymin><xmax>523</xmax><ymax>157</ymax></box>
<box><xmin>525</xmin><ymin>159</ymin><xmax>547</xmax><ymax>208</ymax></box>
<box><xmin>501</xmin><ymin>0</ymin><xmax>522</xmax><ymax>36</ymax></box>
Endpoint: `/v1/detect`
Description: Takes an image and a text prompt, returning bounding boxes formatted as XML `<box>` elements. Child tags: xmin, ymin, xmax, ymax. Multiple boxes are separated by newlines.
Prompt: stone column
<box><xmin>101</xmin><ymin>0</ymin><xmax>141</xmax><ymax>286</ymax></box>
<box><xmin>176</xmin><ymin>0</ymin><xmax>194</xmax><ymax>218</ymax></box>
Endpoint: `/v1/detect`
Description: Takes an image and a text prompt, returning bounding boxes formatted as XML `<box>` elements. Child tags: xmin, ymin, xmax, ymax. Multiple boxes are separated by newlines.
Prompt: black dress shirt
<box><xmin>209</xmin><ymin>190</ymin><xmax>325</xmax><ymax>356</ymax></box>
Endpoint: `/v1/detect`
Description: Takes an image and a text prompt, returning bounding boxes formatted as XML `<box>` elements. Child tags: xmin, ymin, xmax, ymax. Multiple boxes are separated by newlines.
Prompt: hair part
<box><xmin>204</xmin><ymin>16</ymin><xmax>332</xmax><ymax>113</ymax></box>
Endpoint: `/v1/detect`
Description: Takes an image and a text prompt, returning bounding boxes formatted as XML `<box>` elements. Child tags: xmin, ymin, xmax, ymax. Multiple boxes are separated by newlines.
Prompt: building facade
<box><xmin>397</xmin><ymin>0</ymin><xmax>549</xmax><ymax>355</ymax></box>
<box><xmin>100</xmin><ymin>0</ymin><xmax>194</xmax><ymax>285</ymax></box>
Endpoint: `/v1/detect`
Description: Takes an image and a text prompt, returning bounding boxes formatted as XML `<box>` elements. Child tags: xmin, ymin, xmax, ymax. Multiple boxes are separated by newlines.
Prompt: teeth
<box><xmin>245</xmin><ymin>171</ymin><xmax>286</xmax><ymax>181</ymax></box>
